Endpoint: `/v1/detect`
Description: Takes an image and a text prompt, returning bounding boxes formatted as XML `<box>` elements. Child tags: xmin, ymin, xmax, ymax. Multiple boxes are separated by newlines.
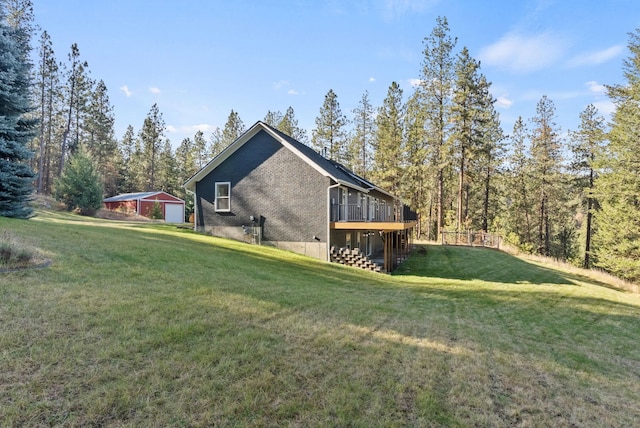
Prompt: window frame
<box><xmin>214</xmin><ymin>181</ymin><xmax>231</xmax><ymax>212</ymax></box>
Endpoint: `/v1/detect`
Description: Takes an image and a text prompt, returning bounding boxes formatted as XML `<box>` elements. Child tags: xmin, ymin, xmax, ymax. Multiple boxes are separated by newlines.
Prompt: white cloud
<box><xmin>191</xmin><ymin>124</ymin><xmax>214</xmax><ymax>133</ymax></box>
<box><xmin>495</xmin><ymin>96</ymin><xmax>513</xmax><ymax>108</ymax></box>
<box><xmin>369</xmin><ymin>77</ymin><xmax>376</xmax><ymax>82</ymax></box>
<box><xmin>566</xmin><ymin>45</ymin><xmax>623</xmax><ymax>67</ymax></box>
<box><xmin>407</xmin><ymin>78</ymin><xmax>424</xmax><ymax>87</ymax></box>
<box><xmin>586</xmin><ymin>80</ymin><xmax>606</xmax><ymax>94</ymax></box>
<box><xmin>166</xmin><ymin>124</ymin><xmax>214</xmax><ymax>135</ymax></box>
<box><xmin>380</xmin><ymin>0</ymin><xmax>438</xmax><ymax>20</ymax></box>
<box><xmin>120</xmin><ymin>85</ymin><xmax>132</xmax><ymax>97</ymax></box>
<box><xmin>273</xmin><ymin>80</ymin><xmax>290</xmax><ymax>90</ymax></box>
<box><xmin>149</xmin><ymin>87</ymin><xmax>161</xmax><ymax>94</ymax></box>
<box><xmin>479</xmin><ymin>31</ymin><xmax>569</xmax><ymax>73</ymax></box>
<box><xmin>288</xmin><ymin>89</ymin><xmax>299</xmax><ymax>95</ymax></box>
<box><xmin>592</xmin><ymin>100</ymin><xmax>615</xmax><ymax>117</ymax></box>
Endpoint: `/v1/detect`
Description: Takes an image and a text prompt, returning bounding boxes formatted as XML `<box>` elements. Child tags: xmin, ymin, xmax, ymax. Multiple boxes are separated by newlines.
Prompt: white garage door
<box><xmin>164</xmin><ymin>203</ymin><xmax>184</xmax><ymax>223</ymax></box>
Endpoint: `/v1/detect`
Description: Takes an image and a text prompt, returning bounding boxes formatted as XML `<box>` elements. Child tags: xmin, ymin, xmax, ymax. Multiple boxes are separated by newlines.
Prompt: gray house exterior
<box><xmin>184</xmin><ymin>121</ymin><xmax>416</xmax><ymax>272</ymax></box>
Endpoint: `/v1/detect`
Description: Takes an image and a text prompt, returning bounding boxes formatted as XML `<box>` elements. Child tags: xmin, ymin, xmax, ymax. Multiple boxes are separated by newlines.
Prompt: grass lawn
<box><xmin>1</xmin><ymin>210</ymin><xmax>639</xmax><ymax>426</ymax></box>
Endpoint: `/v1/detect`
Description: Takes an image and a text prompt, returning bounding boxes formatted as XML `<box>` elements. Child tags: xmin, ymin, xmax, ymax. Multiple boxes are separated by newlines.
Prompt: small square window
<box><xmin>215</xmin><ymin>182</ymin><xmax>231</xmax><ymax>212</ymax></box>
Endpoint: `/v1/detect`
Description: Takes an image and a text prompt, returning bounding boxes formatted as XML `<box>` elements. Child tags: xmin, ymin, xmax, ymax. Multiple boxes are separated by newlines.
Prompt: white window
<box><xmin>215</xmin><ymin>182</ymin><xmax>231</xmax><ymax>212</ymax></box>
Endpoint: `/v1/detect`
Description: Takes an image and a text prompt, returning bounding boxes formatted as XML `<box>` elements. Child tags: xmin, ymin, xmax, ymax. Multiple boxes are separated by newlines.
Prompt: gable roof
<box><xmin>103</xmin><ymin>191</ymin><xmax>184</xmax><ymax>203</ymax></box>
<box><xmin>184</xmin><ymin>121</ymin><xmax>394</xmax><ymax>198</ymax></box>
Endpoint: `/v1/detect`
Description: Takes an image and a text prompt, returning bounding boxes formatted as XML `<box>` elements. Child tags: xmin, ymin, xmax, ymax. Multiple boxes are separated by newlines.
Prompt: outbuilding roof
<box><xmin>103</xmin><ymin>191</ymin><xmax>184</xmax><ymax>203</ymax></box>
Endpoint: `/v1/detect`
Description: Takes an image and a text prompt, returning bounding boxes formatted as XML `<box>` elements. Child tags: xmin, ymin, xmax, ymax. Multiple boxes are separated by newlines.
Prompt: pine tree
<box><xmin>402</xmin><ymin>91</ymin><xmax>431</xmax><ymax>237</ymax></box>
<box><xmin>372</xmin><ymin>82</ymin><xmax>404</xmax><ymax>196</ymax></box>
<box><xmin>473</xmin><ymin>104</ymin><xmax>505</xmax><ymax>233</ymax></box>
<box><xmin>419</xmin><ymin>16</ymin><xmax>457</xmax><ymax>238</ymax></box>
<box><xmin>263</xmin><ymin>110</ymin><xmax>283</xmax><ymax>128</ymax></box>
<box><xmin>69</xmin><ymin>58</ymin><xmax>93</xmax><ymax>155</ymax></box>
<box><xmin>504</xmin><ymin>117</ymin><xmax>534</xmax><ymax>250</ymax></box>
<box><xmin>0</xmin><ymin>6</ymin><xmax>36</xmax><ymax>218</ymax></box>
<box><xmin>86</xmin><ymin>79</ymin><xmax>119</xmax><ymax>196</ymax></box>
<box><xmin>278</xmin><ymin>106</ymin><xmax>308</xmax><ymax>143</ymax></box>
<box><xmin>312</xmin><ymin>89</ymin><xmax>348</xmax><ymax>162</ymax></box>
<box><xmin>349</xmin><ymin>91</ymin><xmax>375</xmax><ymax>178</ymax></box>
<box><xmin>451</xmin><ymin>46</ymin><xmax>488</xmax><ymax>232</ymax></box>
<box><xmin>593</xmin><ymin>29</ymin><xmax>640</xmax><ymax>281</ymax></box>
<box><xmin>34</xmin><ymin>30</ymin><xmax>59</xmax><ymax>194</ymax></box>
<box><xmin>221</xmin><ymin>110</ymin><xmax>245</xmax><ymax>147</ymax></box>
<box><xmin>193</xmin><ymin>130</ymin><xmax>208</xmax><ymax>169</ymax></box>
<box><xmin>118</xmin><ymin>125</ymin><xmax>139</xmax><ymax>193</ymax></box>
<box><xmin>54</xmin><ymin>146</ymin><xmax>103</xmax><ymax>216</ymax></box>
<box><xmin>175</xmin><ymin>136</ymin><xmax>197</xmax><ymax>219</ymax></box>
<box><xmin>155</xmin><ymin>139</ymin><xmax>178</xmax><ymax>194</ymax></box>
<box><xmin>208</xmin><ymin>127</ymin><xmax>225</xmax><ymax>159</ymax></box>
<box><xmin>127</xmin><ymin>137</ymin><xmax>145</xmax><ymax>192</ymax></box>
<box><xmin>139</xmin><ymin>103</ymin><xmax>165</xmax><ymax>191</ymax></box>
<box><xmin>569</xmin><ymin>104</ymin><xmax>606</xmax><ymax>268</ymax></box>
<box><xmin>529</xmin><ymin>96</ymin><xmax>565</xmax><ymax>257</ymax></box>
<box><xmin>59</xmin><ymin>43</ymin><xmax>85</xmax><ymax>175</ymax></box>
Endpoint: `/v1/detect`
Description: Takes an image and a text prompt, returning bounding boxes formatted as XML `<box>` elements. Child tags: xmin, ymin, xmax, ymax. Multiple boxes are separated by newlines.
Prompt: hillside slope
<box><xmin>1</xmin><ymin>211</ymin><xmax>639</xmax><ymax>426</ymax></box>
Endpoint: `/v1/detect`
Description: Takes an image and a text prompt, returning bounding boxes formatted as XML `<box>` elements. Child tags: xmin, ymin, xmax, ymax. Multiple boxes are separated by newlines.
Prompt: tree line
<box><xmin>3</xmin><ymin>1</ymin><xmax>640</xmax><ymax>282</ymax></box>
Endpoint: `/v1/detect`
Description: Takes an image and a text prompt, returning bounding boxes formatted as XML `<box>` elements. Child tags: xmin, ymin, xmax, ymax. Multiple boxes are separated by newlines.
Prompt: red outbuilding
<box><xmin>103</xmin><ymin>191</ymin><xmax>185</xmax><ymax>223</ymax></box>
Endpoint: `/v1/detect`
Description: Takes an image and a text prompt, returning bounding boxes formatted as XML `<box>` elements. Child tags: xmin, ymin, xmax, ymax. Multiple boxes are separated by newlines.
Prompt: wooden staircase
<box><xmin>329</xmin><ymin>247</ymin><xmax>382</xmax><ymax>272</ymax></box>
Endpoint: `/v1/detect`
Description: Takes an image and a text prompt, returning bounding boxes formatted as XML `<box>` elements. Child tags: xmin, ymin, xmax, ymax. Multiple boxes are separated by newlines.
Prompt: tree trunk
<box><xmin>584</xmin><ymin>167</ymin><xmax>595</xmax><ymax>268</ymax></box>
<box><xmin>482</xmin><ymin>165</ymin><xmax>490</xmax><ymax>232</ymax></box>
<box><xmin>457</xmin><ymin>149</ymin><xmax>464</xmax><ymax>233</ymax></box>
<box><xmin>437</xmin><ymin>168</ymin><xmax>444</xmax><ymax>240</ymax></box>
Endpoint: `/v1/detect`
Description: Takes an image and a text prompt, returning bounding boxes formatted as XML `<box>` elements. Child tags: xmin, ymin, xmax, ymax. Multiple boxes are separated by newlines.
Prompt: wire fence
<box><xmin>441</xmin><ymin>231</ymin><xmax>501</xmax><ymax>248</ymax></box>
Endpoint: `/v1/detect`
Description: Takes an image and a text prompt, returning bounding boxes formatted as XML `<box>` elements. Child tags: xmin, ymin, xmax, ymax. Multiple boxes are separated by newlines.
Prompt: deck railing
<box><xmin>330</xmin><ymin>202</ymin><xmax>417</xmax><ymax>223</ymax></box>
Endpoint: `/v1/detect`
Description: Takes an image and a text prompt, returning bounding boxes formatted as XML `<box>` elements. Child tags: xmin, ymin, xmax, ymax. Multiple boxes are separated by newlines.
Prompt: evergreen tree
<box><xmin>221</xmin><ymin>109</ymin><xmax>245</xmax><ymax>147</ymax></box>
<box><xmin>504</xmin><ymin>117</ymin><xmax>534</xmax><ymax>250</ymax></box>
<box><xmin>593</xmin><ymin>29</ymin><xmax>640</xmax><ymax>281</ymax></box>
<box><xmin>69</xmin><ymin>58</ymin><xmax>93</xmax><ymax>155</ymax></box>
<box><xmin>86</xmin><ymin>79</ymin><xmax>119</xmax><ymax>196</ymax></box>
<box><xmin>419</xmin><ymin>16</ymin><xmax>457</xmax><ymax>238</ymax></box>
<box><xmin>349</xmin><ymin>91</ymin><xmax>375</xmax><ymax>178</ymax></box>
<box><xmin>156</xmin><ymin>139</ymin><xmax>178</xmax><ymax>194</ymax></box>
<box><xmin>54</xmin><ymin>146</ymin><xmax>103</xmax><ymax>215</ymax></box>
<box><xmin>59</xmin><ymin>43</ymin><xmax>86</xmax><ymax>175</ymax></box>
<box><xmin>34</xmin><ymin>30</ymin><xmax>59</xmax><ymax>194</ymax></box>
<box><xmin>263</xmin><ymin>110</ymin><xmax>283</xmax><ymax>128</ymax></box>
<box><xmin>118</xmin><ymin>125</ymin><xmax>140</xmax><ymax>193</ymax></box>
<box><xmin>2</xmin><ymin>0</ymin><xmax>34</xmax><ymax>56</ymax></box>
<box><xmin>569</xmin><ymin>104</ymin><xmax>606</xmax><ymax>268</ymax></box>
<box><xmin>402</xmin><ymin>91</ymin><xmax>431</xmax><ymax>237</ymax></box>
<box><xmin>127</xmin><ymin>137</ymin><xmax>145</xmax><ymax>192</ymax></box>
<box><xmin>175</xmin><ymin>137</ymin><xmax>195</xmax><ymax>177</ymax></box>
<box><xmin>139</xmin><ymin>103</ymin><xmax>165</xmax><ymax>190</ymax></box>
<box><xmin>175</xmin><ymin>136</ymin><xmax>197</xmax><ymax>219</ymax></box>
<box><xmin>208</xmin><ymin>127</ymin><xmax>225</xmax><ymax>159</ymax></box>
<box><xmin>451</xmin><ymin>46</ymin><xmax>488</xmax><ymax>232</ymax></box>
<box><xmin>312</xmin><ymin>89</ymin><xmax>348</xmax><ymax>162</ymax></box>
<box><xmin>0</xmin><ymin>6</ymin><xmax>36</xmax><ymax>218</ymax></box>
<box><xmin>193</xmin><ymin>130</ymin><xmax>208</xmax><ymax>169</ymax></box>
<box><xmin>372</xmin><ymin>82</ymin><xmax>404</xmax><ymax>196</ymax></box>
<box><xmin>473</xmin><ymin>104</ymin><xmax>505</xmax><ymax>233</ymax></box>
<box><xmin>278</xmin><ymin>106</ymin><xmax>308</xmax><ymax>143</ymax></box>
<box><xmin>529</xmin><ymin>96</ymin><xmax>565</xmax><ymax>257</ymax></box>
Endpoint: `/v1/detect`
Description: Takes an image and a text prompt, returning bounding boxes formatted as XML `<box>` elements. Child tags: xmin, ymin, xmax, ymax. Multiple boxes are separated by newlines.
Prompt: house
<box><xmin>103</xmin><ymin>191</ymin><xmax>185</xmax><ymax>223</ymax></box>
<box><xmin>183</xmin><ymin>121</ymin><xmax>417</xmax><ymax>272</ymax></box>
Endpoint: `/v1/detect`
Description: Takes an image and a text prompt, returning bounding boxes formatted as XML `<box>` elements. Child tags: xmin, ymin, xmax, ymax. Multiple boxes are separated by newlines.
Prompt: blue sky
<box><xmin>33</xmin><ymin>0</ymin><xmax>639</xmax><ymax>147</ymax></box>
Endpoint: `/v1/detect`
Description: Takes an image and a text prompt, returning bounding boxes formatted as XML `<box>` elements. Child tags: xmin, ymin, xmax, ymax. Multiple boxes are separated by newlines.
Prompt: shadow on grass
<box><xmin>394</xmin><ymin>245</ymin><xmax>574</xmax><ymax>285</ymax></box>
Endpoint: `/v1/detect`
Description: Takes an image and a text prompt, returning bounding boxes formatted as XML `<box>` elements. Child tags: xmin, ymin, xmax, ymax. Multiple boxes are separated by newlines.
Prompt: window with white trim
<box><xmin>215</xmin><ymin>182</ymin><xmax>231</xmax><ymax>212</ymax></box>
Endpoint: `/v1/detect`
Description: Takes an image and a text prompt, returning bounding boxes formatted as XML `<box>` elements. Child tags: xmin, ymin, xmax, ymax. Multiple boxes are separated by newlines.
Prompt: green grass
<box><xmin>1</xmin><ymin>211</ymin><xmax>639</xmax><ymax>426</ymax></box>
